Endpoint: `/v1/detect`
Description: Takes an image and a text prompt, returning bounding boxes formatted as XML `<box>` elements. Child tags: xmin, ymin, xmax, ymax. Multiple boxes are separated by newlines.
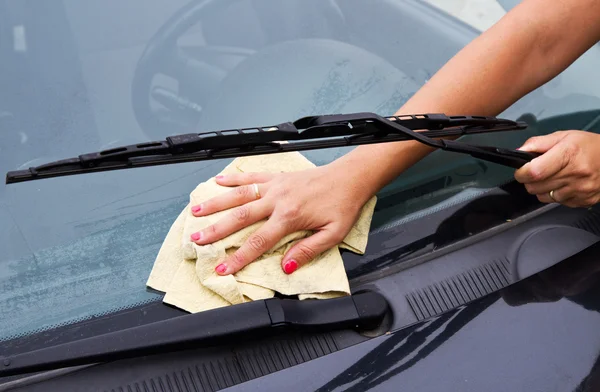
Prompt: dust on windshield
<box><xmin>1</xmin><ymin>0</ymin><xmax>599</xmax><ymax>341</ymax></box>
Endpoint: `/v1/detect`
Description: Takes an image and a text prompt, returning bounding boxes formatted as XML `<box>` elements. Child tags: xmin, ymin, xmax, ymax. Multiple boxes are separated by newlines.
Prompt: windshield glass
<box><xmin>1</xmin><ymin>0</ymin><xmax>599</xmax><ymax>342</ymax></box>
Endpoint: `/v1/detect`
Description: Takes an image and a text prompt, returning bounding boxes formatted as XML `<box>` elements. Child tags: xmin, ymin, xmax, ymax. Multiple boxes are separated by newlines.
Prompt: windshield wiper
<box><xmin>0</xmin><ymin>292</ymin><xmax>388</xmax><ymax>378</ymax></box>
<box><xmin>5</xmin><ymin>112</ymin><xmax>538</xmax><ymax>184</ymax></box>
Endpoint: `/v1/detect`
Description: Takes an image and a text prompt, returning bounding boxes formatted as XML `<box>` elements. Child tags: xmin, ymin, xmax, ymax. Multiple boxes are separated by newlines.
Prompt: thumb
<box><xmin>518</xmin><ymin>131</ymin><xmax>568</xmax><ymax>153</ymax></box>
<box><xmin>281</xmin><ymin>229</ymin><xmax>344</xmax><ymax>274</ymax></box>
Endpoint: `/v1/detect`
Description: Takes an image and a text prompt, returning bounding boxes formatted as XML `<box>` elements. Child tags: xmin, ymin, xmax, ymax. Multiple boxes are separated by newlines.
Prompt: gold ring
<box><xmin>549</xmin><ymin>190</ymin><xmax>557</xmax><ymax>203</ymax></box>
<box><xmin>253</xmin><ymin>183</ymin><xmax>261</xmax><ymax>199</ymax></box>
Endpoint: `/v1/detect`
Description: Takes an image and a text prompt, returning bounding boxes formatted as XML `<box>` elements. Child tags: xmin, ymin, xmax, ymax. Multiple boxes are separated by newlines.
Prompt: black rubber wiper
<box><xmin>5</xmin><ymin>112</ymin><xmax>538</xmax><ymax>184</ymax></box>
<box><xmin>0</xmin><ymin>292</ymin><xmax>388</xmax><ymax>377</ymax></box>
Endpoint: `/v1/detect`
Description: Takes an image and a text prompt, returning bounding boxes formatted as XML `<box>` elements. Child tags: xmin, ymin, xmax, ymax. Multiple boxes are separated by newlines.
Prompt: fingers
<box><xmin>523</xmin><ymin>178</ymin><xmax>568</xmax><ymax>196</ymax></box>
<box><xmin>216</xmin><ymin>172</ymin><xmax>274</xmax><ymax>187</ymax></box>
<box><xmin>191</xmin><ymin>172</ymin><xmax>274</xmax><ymax>216</ymax></box>
<box><xmin>281</xmin><ymin>227</ymin><xmax>347</xmax><ymax>274</ymax></box>
<box><xmin>514</xmin><ymin>131</ymin><xmax>600</xmax><ymax>208</ymax></box>
<box><xmin>215</xmin><ymin>220</ymin><xmax>289</xmax><ymax>275</ymax></box>
<box><xmin>518</xmin><ymin>131</ymin><xmax>568</xmax><ymax>153</ymax></box>
<box><xmin>535</xmin><ymin>187</ymin><xmax>582</xmax><ymax>207</ymax></box>
<box><xmin>191</xmin><ymin>200</ymin><xmax>271</xmax><ymax>245</ymax></box>
<box><xmin>515</xmin><ymin>142</ymin><xmax>571</xmax><ymax>184</ymax></box>
<box><xmin>531</xmin><ymin>182</ymin><xmax>600</xmax><ymax>208</ymax></box>
<box><xmin>192</xmin><ymin>183</ymin><xmax>267</xmax><ymax>216</ymax></box>
<box><xmin>535</xmin><ymin>187</ymin><xmax>564</xmax><ymax>204</ymax></box>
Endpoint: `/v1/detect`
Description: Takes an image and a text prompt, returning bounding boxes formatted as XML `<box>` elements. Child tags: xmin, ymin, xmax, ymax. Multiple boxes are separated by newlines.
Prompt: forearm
<box><xmin>331</xmin><ymin>0</ymin><xmax>600</xmax><ymax>202</ymax></box>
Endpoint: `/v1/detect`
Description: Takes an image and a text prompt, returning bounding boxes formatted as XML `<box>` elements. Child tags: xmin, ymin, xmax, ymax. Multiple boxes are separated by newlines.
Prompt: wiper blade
<box><xmin>5</xmin><ymin>112</ymin><xmax>538</xmax><ymax>184</ymax></box>
<box><xmin>0</xmin><ymin>292</ymin><xmax>388</xmax><ymax>377</ymax></box>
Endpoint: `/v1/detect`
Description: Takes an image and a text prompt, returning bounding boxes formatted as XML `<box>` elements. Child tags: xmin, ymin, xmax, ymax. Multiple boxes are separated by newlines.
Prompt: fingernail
<box><xmin>216</xmin><ymin>175</ymin><xmax>224</xmax><ymax>180</ymax></box>
<box><xmin>191</xmin><ymin>232</ymin><xmax>202</xmax><ymax>241</ymax></box>
<box><xmin>215</xmin><ymin>263</ymin><xmax>228</xmax><ymax>274</ymax></box>
<box><xmin>191</xmin><ymin>205</ymin><xmax>202</xmax><ymax>214</ymax></box>
<box><xmin>283</xmin><ymin>260</ymin><xmax>298</xmax><ymax>275</ymax></box>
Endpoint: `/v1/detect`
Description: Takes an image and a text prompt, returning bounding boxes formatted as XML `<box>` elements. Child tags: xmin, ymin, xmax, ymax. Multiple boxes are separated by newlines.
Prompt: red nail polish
<box><xmin>191</xmin><ymin>232</ymin><xmax>202</xmax><ymax>241</ymax></box>
<box><xmin>191</xmin><ymin>205</ymin><xmax>202</xmax><ymax>213</ymax></box>
<box><xmin>283</xmin><ymin>260</ymin><xmax>298</xmax><ymax>275</ymax></box>
<box><xmin>215</xmin><ymin>263</ymin><xmax>227</xmax><ymax>274</ymax></box>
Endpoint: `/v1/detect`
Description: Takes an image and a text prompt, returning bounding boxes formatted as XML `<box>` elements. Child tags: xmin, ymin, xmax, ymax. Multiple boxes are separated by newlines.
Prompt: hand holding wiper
<box><xmin>5</xmin><ymin>112</ymin><xmax>539</xmax><ymax>184</ymax></box>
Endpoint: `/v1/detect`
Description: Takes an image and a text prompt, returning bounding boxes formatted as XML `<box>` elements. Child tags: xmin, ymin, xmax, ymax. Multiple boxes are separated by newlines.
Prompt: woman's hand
<box><xmin>189</xmin><ymin>163</ymin><xmax>372</xmax><ymax>276</ymax></box>
<box><xmin>515</xmin><ymin>130</ymin><xmax>600</xmax><ymax>207</ymax></box>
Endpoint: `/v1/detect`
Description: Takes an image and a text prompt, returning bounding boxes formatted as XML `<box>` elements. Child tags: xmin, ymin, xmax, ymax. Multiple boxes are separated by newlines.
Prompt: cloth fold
<box><xmin>146</xmin><ymin>152</ymin><xmax>376</xmax><ymax>313</ymax></box>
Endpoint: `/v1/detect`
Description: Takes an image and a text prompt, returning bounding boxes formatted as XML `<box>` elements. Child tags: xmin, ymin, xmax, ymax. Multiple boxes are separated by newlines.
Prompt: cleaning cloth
<box><xmin>146</xmin><ymin>152</ymin><xmax>376</xmax><ymax>313</ymax></box>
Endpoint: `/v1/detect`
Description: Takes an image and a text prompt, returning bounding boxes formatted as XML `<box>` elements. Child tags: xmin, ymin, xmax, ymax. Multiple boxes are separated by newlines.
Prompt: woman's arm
<box><xmin>332</xmin><ymin>0</ymin><xmax>600</xmax><ymax>205</ymax></box>
<box><xmin>192</xmin><ymin>0</ymin><xmax>600</xmax><ymax>275</ymax></box>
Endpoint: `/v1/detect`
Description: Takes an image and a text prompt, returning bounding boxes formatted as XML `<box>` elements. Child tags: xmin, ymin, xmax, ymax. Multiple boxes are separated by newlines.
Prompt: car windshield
<box><xmin>1</xmin><ymin>0</ymin><xmax>599</xmax><ymax>342</ymax></box>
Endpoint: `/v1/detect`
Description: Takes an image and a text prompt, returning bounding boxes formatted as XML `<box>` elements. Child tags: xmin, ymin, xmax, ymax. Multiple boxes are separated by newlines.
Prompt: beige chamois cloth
<box><xmin>146</xmin><ymin>151</ymin><xmax>377</xmax><ymax>313</ymax></box>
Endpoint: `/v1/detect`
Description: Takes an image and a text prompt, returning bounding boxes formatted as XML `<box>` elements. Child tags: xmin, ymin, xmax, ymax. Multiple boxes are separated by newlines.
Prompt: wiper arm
<box><xmin>0</xmin><ymin>292</ymin><xmax>388</xmax><ymax>378</ymax></box>
<box><xmin>5</xmin><ymin>112</ymin><xmax>538</xmax><ymax>184</ymax></box>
